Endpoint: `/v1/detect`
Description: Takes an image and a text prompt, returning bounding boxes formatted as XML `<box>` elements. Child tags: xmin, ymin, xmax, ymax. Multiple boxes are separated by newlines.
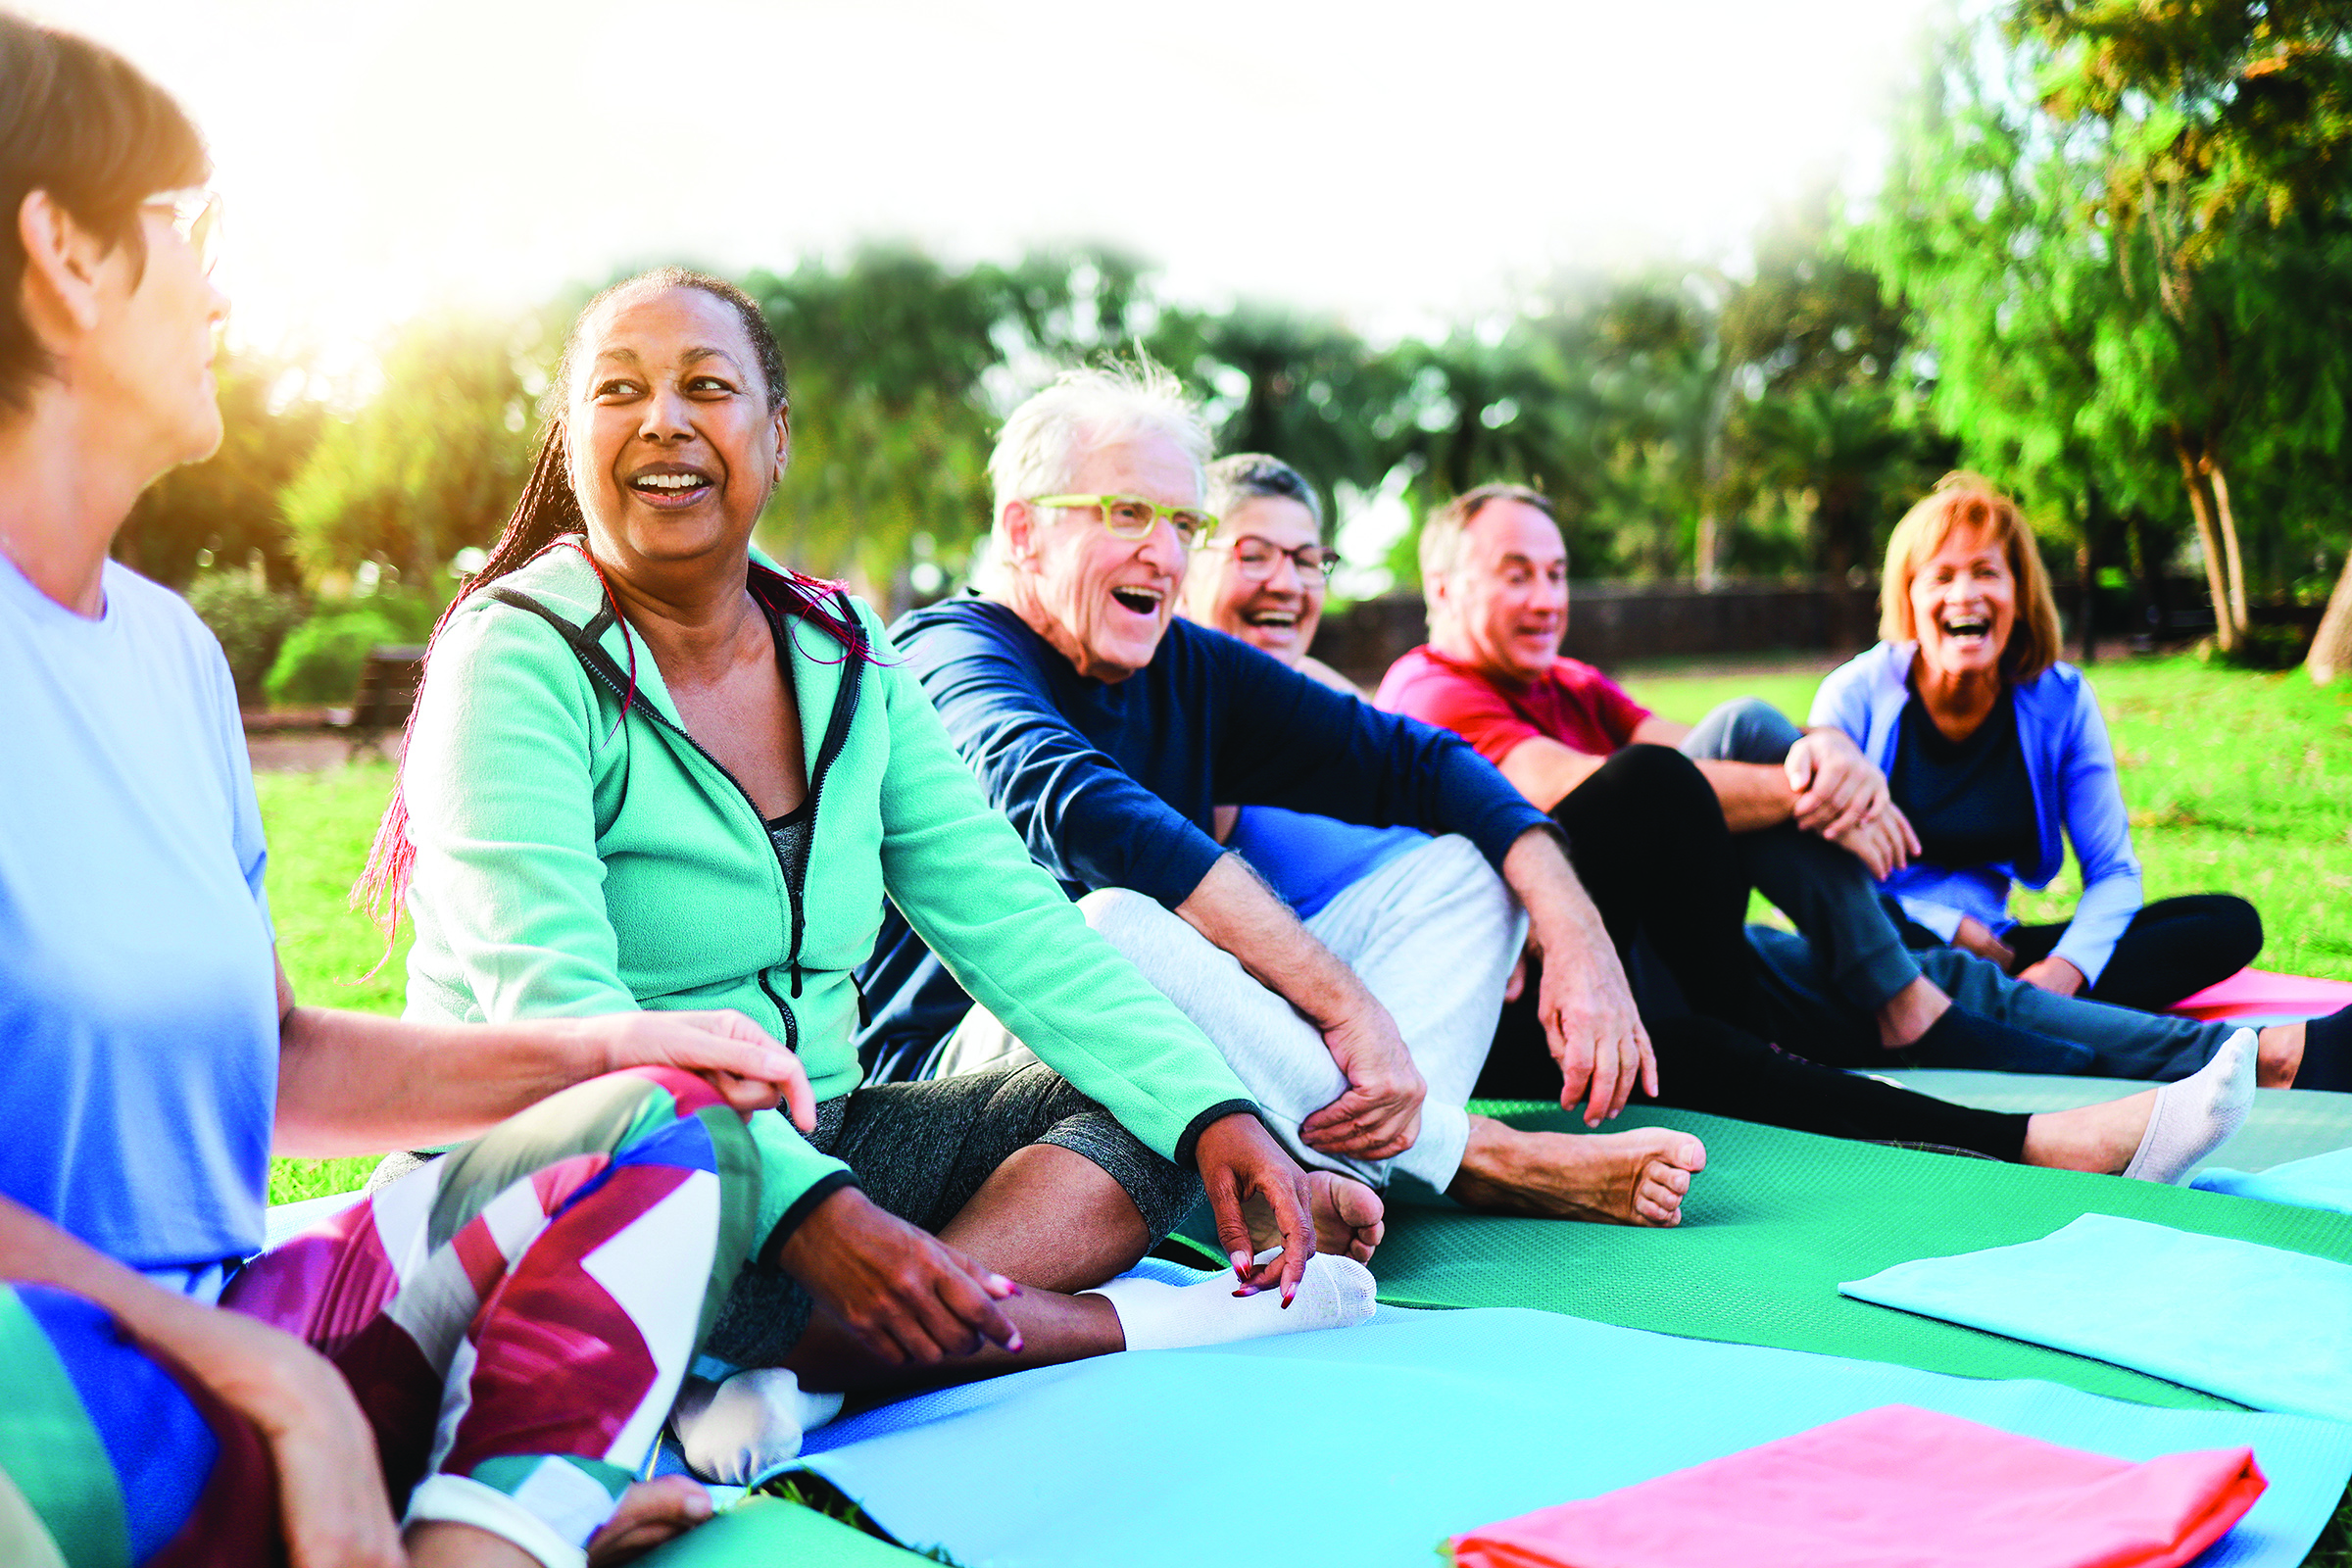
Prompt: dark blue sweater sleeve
<box><xmin>1206</xmin><ymin>632</ymin><xmax>1552</xmax><ymax>871</ymax></box>
<box><xmin>901</xmin><ymin>607</ymin><xmax>1228</xmax><ymax>908</ymax></box>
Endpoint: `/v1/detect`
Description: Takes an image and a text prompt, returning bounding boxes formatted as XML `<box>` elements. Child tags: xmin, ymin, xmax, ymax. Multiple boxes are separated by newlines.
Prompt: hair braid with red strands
<box><xmin>353</xmin><ymin>268</ymin><xmax>866</xmax><ymax>950</ymax></box>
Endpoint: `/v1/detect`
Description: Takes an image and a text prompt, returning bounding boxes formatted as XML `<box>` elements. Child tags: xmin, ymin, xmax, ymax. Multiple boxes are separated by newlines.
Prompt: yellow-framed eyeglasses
<box><xmin>1030</xmin><ymin>494</ymin><xmax>1219</xmax><ymax>548</ymax></box>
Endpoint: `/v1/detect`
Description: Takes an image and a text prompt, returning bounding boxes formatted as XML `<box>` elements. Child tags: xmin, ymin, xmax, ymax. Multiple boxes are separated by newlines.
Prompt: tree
<box><xmin>278</xmin><ymin>314</ymin><xmax>543</xmax><ymax>591</ymax></box>
<box><xmin>2016</xmin><ymin>0</ymin><xmax>2352</xmax><ymax>662</ymax></box>
<box><xmin>115</xmin><ymin>348</ymin><xmax>321</xmax><ymax>589</ymax></box>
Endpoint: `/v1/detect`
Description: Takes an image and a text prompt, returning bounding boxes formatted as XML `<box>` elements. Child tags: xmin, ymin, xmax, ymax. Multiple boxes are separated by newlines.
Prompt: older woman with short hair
<box><xmin>0</xmin><ymin>18</ymin><xmax>831</xmax><ymax>1567</ymax></box>
<box><xmin>1811</xmin><ymin>476</ymin><xmax>2348</xmax><ymax>1079</ymax></box>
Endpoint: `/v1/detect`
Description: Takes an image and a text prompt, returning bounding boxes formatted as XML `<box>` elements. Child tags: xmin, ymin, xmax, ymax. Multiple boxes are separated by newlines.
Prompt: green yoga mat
<box><xmin>1881</xmin><ymin>1073</ymin><xmax>2352</xmax><ymax>1178</ymax></box>
<box><xmin>1189</xmin><ymin>1103</ymin><xmax>2352</xmax><ymax>1412</ymax></box>
<box><xmin>640</xmin><ymin>1495</ymin><xmax>933</xmax><ymax>1566</ymax></box>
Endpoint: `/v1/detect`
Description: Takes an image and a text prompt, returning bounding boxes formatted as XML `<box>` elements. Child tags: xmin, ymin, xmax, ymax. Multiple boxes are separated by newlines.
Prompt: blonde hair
<box><xmin>1879</xmin><ymin>472</ymin><xmax>2063</xmax><ymax>684</ymax></box>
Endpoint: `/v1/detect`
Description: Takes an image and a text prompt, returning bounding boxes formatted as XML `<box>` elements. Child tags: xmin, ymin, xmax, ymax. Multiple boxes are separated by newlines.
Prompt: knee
<box><xmin>1589</xmin><ymin>744</ymin><xmax>1720</xmax><ymax>823</ymax></box>
<box><xmin>1077</xmin><ymin>886</ymin><xmax>1173</xmax><ymax>953</ymax></box>
<box><xmin>1716</xmin><ymin>697</ymin><xmax>1802</xmax><ymax>761</ymax></box>
<box><xmin>2212</xmin><ymin>895</ymin><xmax>2264</xmax><ymax>967</ymax></box>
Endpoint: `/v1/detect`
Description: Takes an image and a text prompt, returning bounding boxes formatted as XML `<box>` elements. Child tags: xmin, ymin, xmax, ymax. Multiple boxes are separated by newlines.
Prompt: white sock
<box><xmin>1082</xmin><ymin>1252</ymin><xmax>1378</xmax><ymax>1351</ymax></box>
<box><xmin>670</xmin><ymin>1368</ymin><xmax>846</xmax><ymax>1487</ymax></box>
<box><xmin>2125</xmin><ymin>1027</ymin><xmax>2257</xmax><ymax>1185</ymax></box>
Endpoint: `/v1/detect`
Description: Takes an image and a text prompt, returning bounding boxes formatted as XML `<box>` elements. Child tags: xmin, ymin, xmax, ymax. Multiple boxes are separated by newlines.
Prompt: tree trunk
<box><xmin>1694</xmin><ymin>512</ymin><xmax>1721</xmax><ymax>591</ymax></box>
<box><xmin>2206</xmin><ymin>460</ymin><xmax>2251</xmax><ymax>635</ymax></box>
<box><xmin>2309</xmin><ymin>551</ymin><xmax>2352</xmax><ymax>684</ymax></box>
<box><xmin>2175</xmin><ymin>441</ymin><xmax>2238</xmax><ymax>650</ymax></box>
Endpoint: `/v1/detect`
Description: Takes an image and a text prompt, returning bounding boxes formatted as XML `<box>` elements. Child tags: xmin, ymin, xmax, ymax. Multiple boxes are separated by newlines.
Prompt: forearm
<box><xmin>275</xmin><ymin>1004</ymin><xmax>609</xmax><ymax>1158</ymax></box>
<box><xmin>0</xmin><ymin>1196</ymin><xmax>232</xmax><ymax>1362</ymax></box>
<box><xmin>1689</xmin><ymin>758</ymin><xmax>1794</xmax><ymax>832</ymax></box>
<box><xmin>1173</xmin><ymin>853</ymin><xmax>1373</xmax><ymax>1027</ymax></box>
<box><xmin>1501</xmin><ymin>826</ymin><xmax>1616</xmax><ymax>970</ymax></box>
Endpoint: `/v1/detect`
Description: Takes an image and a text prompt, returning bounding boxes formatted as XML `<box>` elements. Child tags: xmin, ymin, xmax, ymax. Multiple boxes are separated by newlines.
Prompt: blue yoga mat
<box><xmin>791</xmin><ymin>1306</ymin><xmax>2352</xmax><ymax>1568</ymax></box>
<box><xmin>1843</xmin><ymin>1213</ymin><xmax>2352</xmax><ymax>1423</ymax></box>
<box><xmin>2196</xmin><ymin>1147</ymin><xmax>2352</xmax><ymax>1215</ymax></box>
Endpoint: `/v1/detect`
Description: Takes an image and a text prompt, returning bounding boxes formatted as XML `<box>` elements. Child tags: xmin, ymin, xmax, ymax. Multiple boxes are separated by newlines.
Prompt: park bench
<box><xmin>327</xmin><ymin>644</ymin><xmax>425</xmax><ymax>759</ymax></box>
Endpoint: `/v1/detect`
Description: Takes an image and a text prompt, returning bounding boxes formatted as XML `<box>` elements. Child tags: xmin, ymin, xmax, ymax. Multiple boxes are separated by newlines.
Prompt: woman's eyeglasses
<box><xmin>1205</xmin><ymin>536</ymin><xmax>1341</xmax><ymax>582</ymax></box>
<box><xmin>144</xmin><ymin>188</ymin><xmax>222</xmax><ymax>277</ymax></box>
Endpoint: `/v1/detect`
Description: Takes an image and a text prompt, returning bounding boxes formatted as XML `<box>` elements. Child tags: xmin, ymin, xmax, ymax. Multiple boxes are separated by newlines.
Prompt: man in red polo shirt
<box><xmin>1378</xmin><ymin>483</ymin><xmax>2091</xmax><ymax>1070</ymax></box>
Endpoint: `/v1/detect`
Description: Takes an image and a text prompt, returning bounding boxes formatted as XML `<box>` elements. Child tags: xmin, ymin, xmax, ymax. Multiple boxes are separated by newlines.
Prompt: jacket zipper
<box><xmin>484</xmin><ymin>577</ymin><xmax>865</xmax><ymax>1046</ymax></box>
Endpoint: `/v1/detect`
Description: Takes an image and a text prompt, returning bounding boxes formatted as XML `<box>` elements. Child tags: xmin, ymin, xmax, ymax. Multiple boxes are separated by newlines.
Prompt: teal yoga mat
<box><xmin>1843</xmin><ymin>1213</ymin><xmax>2352</xmax><ymax>1423</ymax></box>
<box><xmin>788</xmin><ymin>1307</ymin><xmax>2352</xmax><ymax>1568</ymax></box>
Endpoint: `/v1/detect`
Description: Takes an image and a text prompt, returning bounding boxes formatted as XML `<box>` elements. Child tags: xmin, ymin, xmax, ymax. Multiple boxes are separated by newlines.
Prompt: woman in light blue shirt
<box><xmin>1813</xmin><ymin>474</ymin><xmax>2260</xmax><ymax>1019</ymax></box>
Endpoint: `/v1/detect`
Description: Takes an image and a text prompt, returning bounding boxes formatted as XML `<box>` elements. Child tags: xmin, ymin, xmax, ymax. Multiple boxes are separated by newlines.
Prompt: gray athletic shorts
<box><xmin>703</xmin><ymin>1059</ymin><xmax>1201</xmax><ymax>1368</ymax></box>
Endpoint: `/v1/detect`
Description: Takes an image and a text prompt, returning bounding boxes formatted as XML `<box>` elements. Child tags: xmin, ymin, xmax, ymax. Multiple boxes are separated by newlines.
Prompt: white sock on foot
<box><xmin>1082</xmin><ymin>1252</ymin><xmax>1377</xmax><ymax>1351</ymax></box>
<box><xmin>670</xmin><ymin>1368</ymin><xmax>846</xmax><ymax>1486</ymax></box>
<box><xmin>2124</xmin><ymin>1027</ymin><xmax>2257</xmax><ymax>1185</ymax></box>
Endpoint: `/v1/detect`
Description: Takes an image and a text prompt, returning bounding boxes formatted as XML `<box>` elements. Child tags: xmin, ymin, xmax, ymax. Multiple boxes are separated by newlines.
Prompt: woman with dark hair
<box><xmin>367</xmin><ymin>267</ymin><xmax>1374</xmax><ymax>1480</ymax></box>
<box><xmin>0</xmin><ymin>16</ymin><xmax>828</xmax><ymax>1568</ymax></box>
<box><xmin>1813</xmin><ymin>475</ymin><xmax>2347</xmax><ymax>1084</ymax></box>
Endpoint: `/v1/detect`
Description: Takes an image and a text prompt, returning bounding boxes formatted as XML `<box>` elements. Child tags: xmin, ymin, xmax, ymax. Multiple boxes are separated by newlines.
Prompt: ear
<box><xmin>17</xmin><ymin>190</ymin><xmax>112</xmax><ymax>346</ymax></box>
<box><xmin>769</xmin><ymin>406</ymin><xmax>791</xmax><ymax>483</ymax></box>
<box><xmin>1000</xmin><ymin>499</ymin><xmax>1037</xmax><ymax>564</ymax></box>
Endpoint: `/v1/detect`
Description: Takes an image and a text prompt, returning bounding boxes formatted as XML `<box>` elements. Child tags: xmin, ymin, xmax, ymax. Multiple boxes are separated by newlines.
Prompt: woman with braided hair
<box><xmin>366</xmin><ymin>267</ymin><xmax>1377</xmax><ymax>1485</ymax></box>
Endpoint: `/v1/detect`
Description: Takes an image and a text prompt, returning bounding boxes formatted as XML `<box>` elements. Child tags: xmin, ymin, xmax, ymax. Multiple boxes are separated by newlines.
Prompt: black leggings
<box><xmin>2004</xmin><ymin>894</ymin><xmax>2262</xmax><ymax>1012</ymax></box>
<box><xmin>1527</xmin><ymin>746</ymin><xmax>2033</xmax><ymax>1162</ymax></box>
<box><xmin>1549</xmin><ymin>745</ymin><xmax>1768</xmax><ymax>1034</ymax></box>
<box><xmin>1479</xmin><ymin>999</ymin><xmax>2033</xmax><ymax>1162</ymax></box>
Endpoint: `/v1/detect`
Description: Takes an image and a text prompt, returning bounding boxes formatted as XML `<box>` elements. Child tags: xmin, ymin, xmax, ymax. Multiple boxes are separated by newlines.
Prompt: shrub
<box><xmin>184</xmin><ymin>572</ymin><xmax>306</xmax><ymax>704</ymax></box>
<box><xmin>266</xmin><ymin>607</ymin><xmax>405</xmax><ymax>705</ymax></box>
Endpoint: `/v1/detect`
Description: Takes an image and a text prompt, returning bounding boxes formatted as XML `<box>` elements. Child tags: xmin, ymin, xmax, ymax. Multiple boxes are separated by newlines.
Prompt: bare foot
<box><xmin>2258</xmin><ymin>1022</ymin><xmax>2304</xmax><ymax>1088</ymax></box>
<box><xmin>1245</xmin><ymin>1171</ymin><xmax>1386</xmax><ymax>1262</ymax></box>
<box><xmin>1446</xmin><ymin>1114</ymin><xmax>1706</xmax><ymax>1226</ymax></box>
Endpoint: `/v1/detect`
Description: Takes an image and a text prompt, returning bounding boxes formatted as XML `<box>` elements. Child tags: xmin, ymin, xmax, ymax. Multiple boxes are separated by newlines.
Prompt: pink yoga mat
<box><xmin>1447</xmin><ymin>1404</ymin><xmax>2266</xmax><ymax>1568</ymax></box>
<box><xmin>2173</xmin><ymin>968</ymin><xmax>2352</xmax><ymax>1023</ymax></box>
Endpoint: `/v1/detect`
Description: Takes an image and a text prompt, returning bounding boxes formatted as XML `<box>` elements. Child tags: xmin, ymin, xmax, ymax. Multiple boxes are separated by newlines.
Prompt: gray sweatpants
<box><xmin>932</xmin><ymin>833</ymin><xmax>1523</xmax><ymax>1193</ymax></box>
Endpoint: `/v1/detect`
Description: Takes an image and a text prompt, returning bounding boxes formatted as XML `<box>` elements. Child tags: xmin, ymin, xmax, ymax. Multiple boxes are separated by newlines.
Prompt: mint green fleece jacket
<box><xmin>399</xmin><ymin>544</ymin><xmax>1256</xmax><ymax>1249</ymax></box>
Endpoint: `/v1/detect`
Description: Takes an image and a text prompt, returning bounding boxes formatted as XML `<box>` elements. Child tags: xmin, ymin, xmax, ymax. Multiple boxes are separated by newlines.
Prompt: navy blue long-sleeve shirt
<box><xmin>855</xmin><ymin>593</ymin><xmax>1553</xmax><ymax>1076</ymax></box>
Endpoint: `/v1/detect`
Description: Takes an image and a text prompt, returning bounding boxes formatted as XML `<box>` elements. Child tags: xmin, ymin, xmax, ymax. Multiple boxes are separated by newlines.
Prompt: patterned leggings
<box><xmin>0</xmin><ymin>1066</ymin><xmax>760</xmax><ymax>1568</ymax></box>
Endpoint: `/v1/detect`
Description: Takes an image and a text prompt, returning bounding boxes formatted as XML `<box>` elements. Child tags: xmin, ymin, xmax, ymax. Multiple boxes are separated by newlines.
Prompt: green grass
<box><xmin>257</xmin><ymin>760</ymin><xmax>406</xmax><ymax>1204</ymax></box>
<box><xmin>1621</xmin><ymin>654</ymin><xmax>2352</xmax><ymax>982</ymax></box>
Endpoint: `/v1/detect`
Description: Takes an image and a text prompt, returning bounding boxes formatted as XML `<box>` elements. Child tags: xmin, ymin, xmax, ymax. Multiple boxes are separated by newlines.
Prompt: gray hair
<box><xmin>1418</xmin><ymin>481</ymin><xmax>1555</xmax><ymax>613</ymax></box>
<box><xmin>1205</xmin><ymin>453</ymin><xmax>1326</xmax><ymax>538</ymax></box>
<box><xmin>986</xmin><ymin>359</ymin><xmax>1213</xmax><ymax>553</ymax></box>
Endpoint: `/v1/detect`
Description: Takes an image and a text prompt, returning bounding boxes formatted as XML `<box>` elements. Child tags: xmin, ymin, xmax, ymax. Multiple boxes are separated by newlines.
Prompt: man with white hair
<box><xmin>858</xmin><ymin>365</ymin><xmax>1709</xmax><ymax>1236</ymax></box>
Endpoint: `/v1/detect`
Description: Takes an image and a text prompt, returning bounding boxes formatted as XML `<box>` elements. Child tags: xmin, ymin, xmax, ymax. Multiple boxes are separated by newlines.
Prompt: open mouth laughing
<box><xmin>627</xmin><ymin>463</ymin><xmax>716</xmax><ymax>507</ymax></box>
<box><xmin>1110</xmin><ymin>584</ymin><xmax>1166</xmax><ymax>617</ymax></box>
<box><xmin>1938</xmin><ymin>613</ymin><xmax>1992</xmax><ymax>641</ymax></box>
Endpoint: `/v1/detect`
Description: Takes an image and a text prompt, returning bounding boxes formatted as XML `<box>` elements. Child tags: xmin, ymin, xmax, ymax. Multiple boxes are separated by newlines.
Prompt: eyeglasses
<box><xmin>143</xmin><ymin>187</ymin><xmax>222</xmax><ymax>276</ymax></box>
<box><xmin>1204</xmin><ymin>536</ymin><xmax>1341</xmax><ymax>582</ymax></box>
<box><xmin>1031</xmin><ymin>494</ymin><xmax>1219</xmax><ymax>548</ymax></box>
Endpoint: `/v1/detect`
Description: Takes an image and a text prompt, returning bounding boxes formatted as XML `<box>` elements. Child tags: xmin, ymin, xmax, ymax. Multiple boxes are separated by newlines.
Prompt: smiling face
<box><xmin>565</xmin><ymin>284</ymin><xmax>786</xmax><ymax>572</ymax></box>
<box><xmin>1431</xmin><ymin>498</ymin><xmax>1568</xmax><ymax>685</ymax></box>
<box><xmin>1002</xmin><ymin>430</ymin><xmax>1199</xmax><ymax>682</ymax></box>
<box><xmin>1908</xmin><ymin>516</ymin><xmax>2019</xmax><ymax>683</ymax></box>
<box><xmin>1179</xmin><ymin>494</ymin><xmax>1326</xmax><ymax>665</ymax></box>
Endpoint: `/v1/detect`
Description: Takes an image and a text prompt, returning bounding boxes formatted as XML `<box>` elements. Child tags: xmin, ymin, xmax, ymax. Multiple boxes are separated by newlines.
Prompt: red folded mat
<box><xmin>1448</xmin><ymin>1405</ymin><xmax>2265</xmax><ymax>1568</ymax></box>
